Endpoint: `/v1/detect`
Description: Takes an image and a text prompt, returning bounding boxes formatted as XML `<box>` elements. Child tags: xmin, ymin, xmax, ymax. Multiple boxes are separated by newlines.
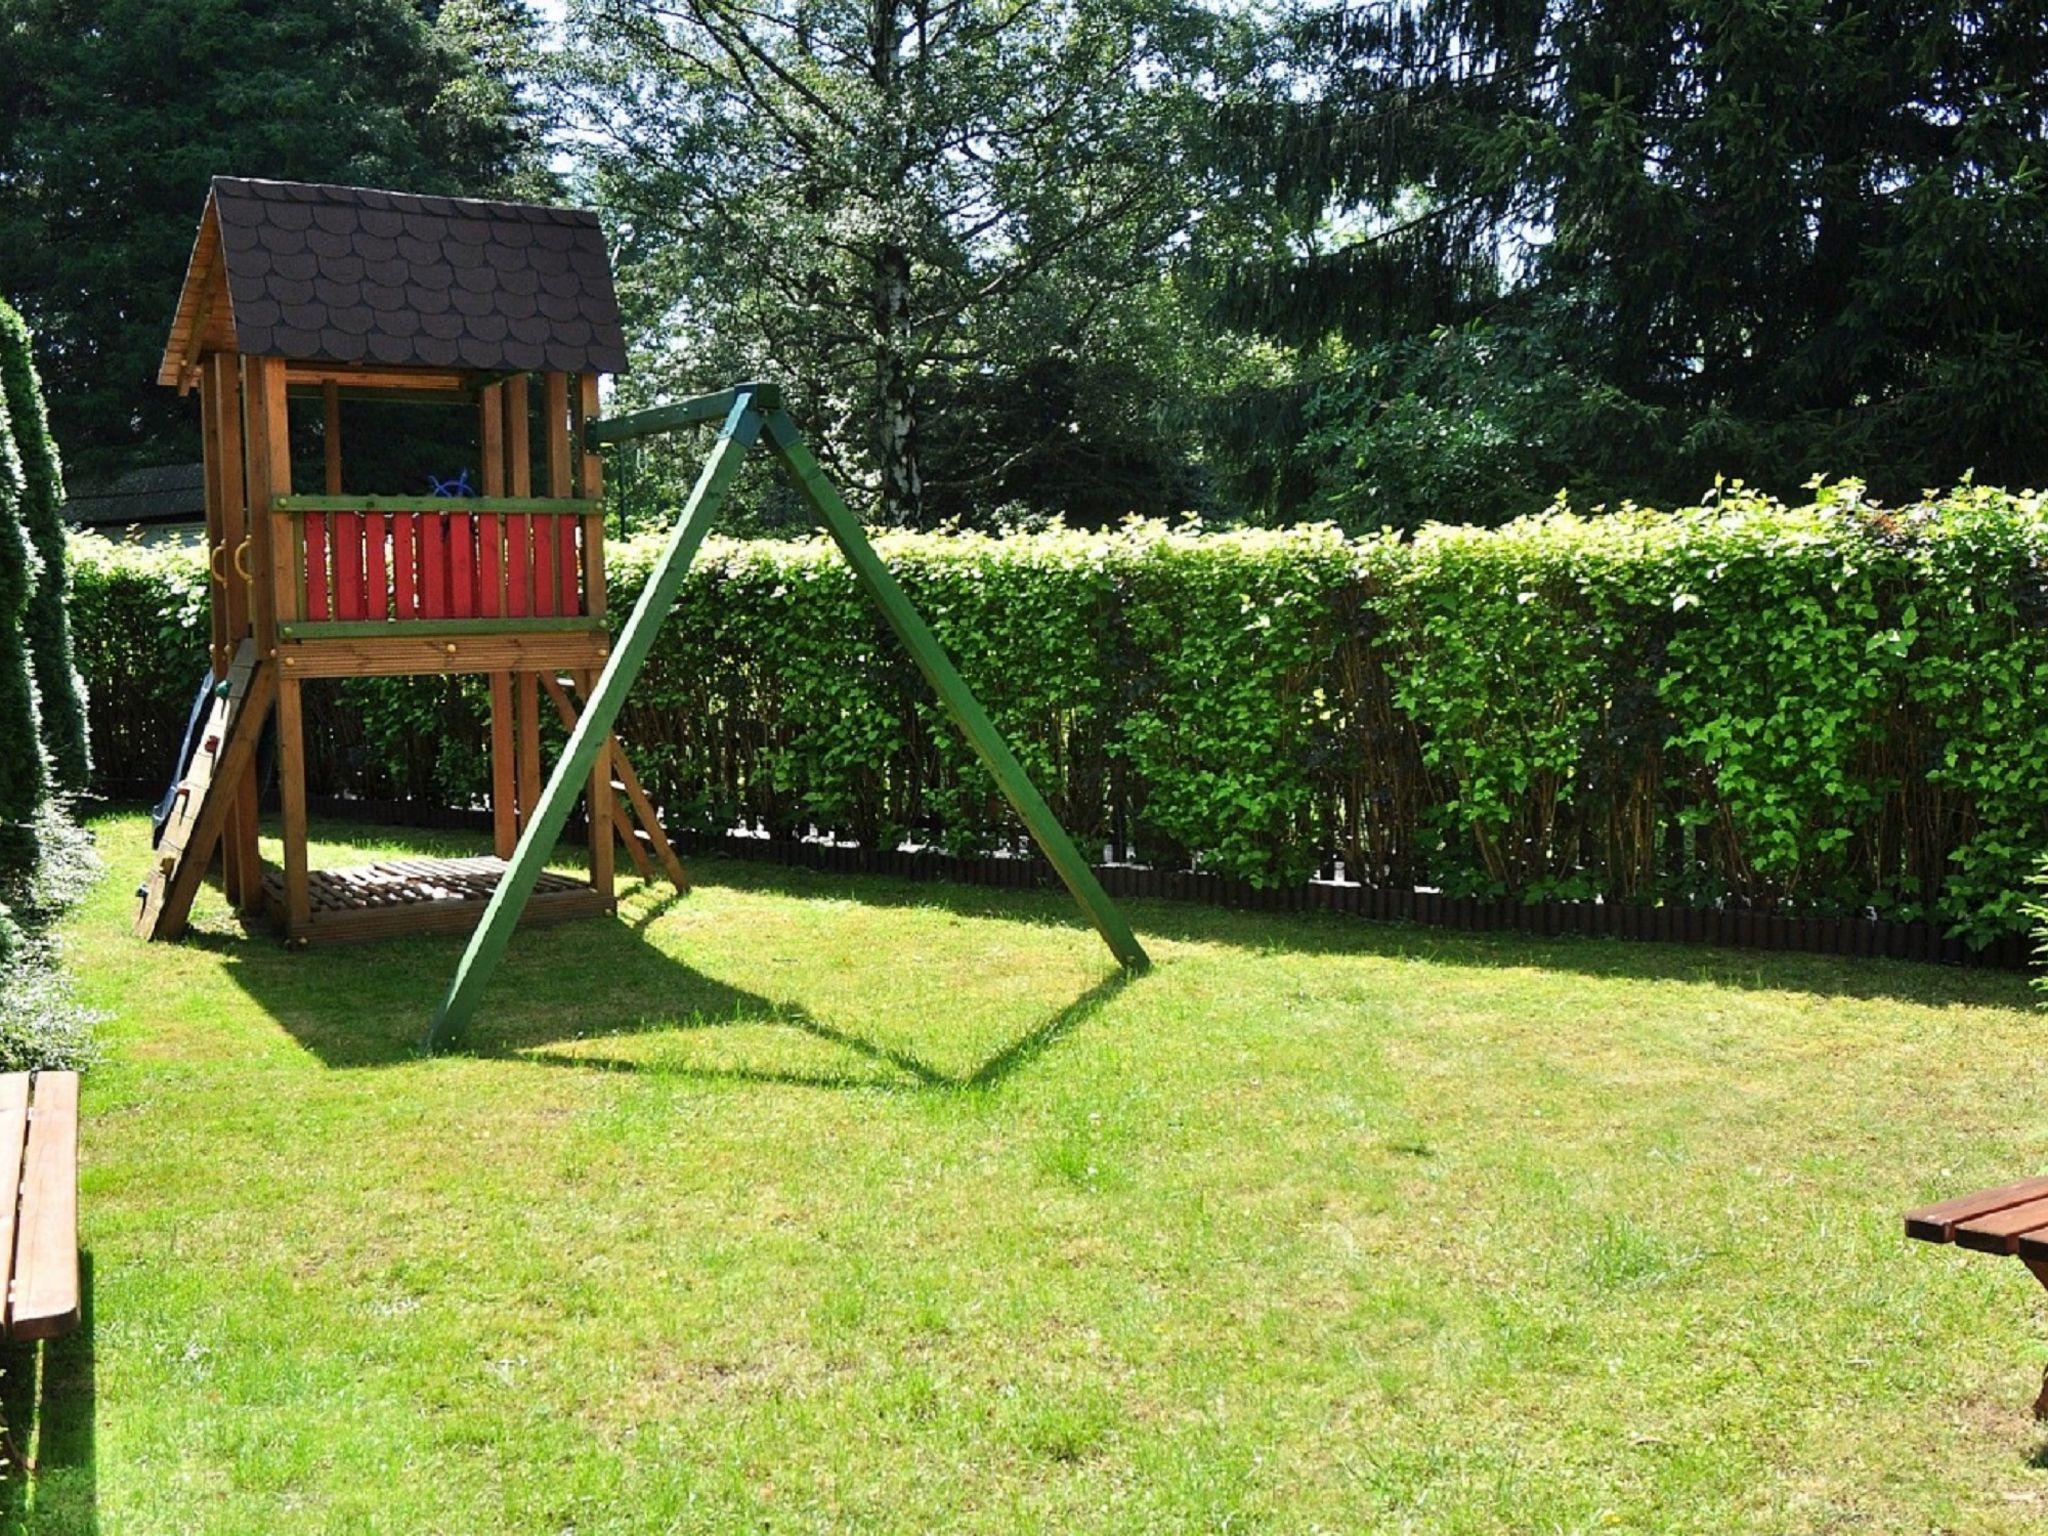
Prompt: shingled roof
<box><xmin>158</xmin><ymin>177</ymin><xmax>630</xmax><ymax>386</ymax></box>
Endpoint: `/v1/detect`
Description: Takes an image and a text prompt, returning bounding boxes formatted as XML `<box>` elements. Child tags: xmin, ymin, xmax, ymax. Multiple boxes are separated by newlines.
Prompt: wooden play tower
<box><xmin>137</xmin><ymin>176</ymin><xmax>681</xmax><ymax>946</ymax></box>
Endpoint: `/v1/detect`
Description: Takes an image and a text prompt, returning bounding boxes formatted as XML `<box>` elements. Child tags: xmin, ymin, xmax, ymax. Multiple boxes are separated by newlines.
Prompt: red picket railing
<box><xmin>280</xmin><ymin>497</ymin><xmax>598</xmax><ymax>625</ymax></box>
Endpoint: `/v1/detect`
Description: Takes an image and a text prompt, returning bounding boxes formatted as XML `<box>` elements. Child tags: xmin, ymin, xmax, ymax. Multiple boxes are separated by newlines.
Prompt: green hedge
<box><xmin>69</xmin><ymin>482</ymin><xmax>2048</xmax><ymax>948</ymax></box>
<box><xmin>0</xmin><ymin>303</ymin><xmax>89</xmax><ymax>793</ymax></box>
<box><xmin>0</xmin><ymin>378</ymin><xmax>41</xmax><ymax>876</ymax></box>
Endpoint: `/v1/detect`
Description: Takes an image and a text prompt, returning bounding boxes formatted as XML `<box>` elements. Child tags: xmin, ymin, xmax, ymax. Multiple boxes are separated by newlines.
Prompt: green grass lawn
<box><xmin>11</xmin><ymin>809</ymin><xmax>2048</xmax><ymax>1533</ymax></box>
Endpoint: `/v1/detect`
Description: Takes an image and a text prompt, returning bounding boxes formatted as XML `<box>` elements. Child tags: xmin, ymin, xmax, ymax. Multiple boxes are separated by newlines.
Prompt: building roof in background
<box><xmin>64</xmin><ymin>463</ymin><xmax>207</xmax><ymax>528</ymax></box>
<box><xmin>158</xmin><ymin>177</ymin><xmax>630</xmax><ymax>387</ymax></box>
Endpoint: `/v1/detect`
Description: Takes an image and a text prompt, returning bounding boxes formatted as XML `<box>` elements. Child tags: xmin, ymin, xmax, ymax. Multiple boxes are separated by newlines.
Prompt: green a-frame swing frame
<box><xmin>427</xmin><ymin>382</ymin><xmax>1149</xmax><ymax>1051</ymax></box>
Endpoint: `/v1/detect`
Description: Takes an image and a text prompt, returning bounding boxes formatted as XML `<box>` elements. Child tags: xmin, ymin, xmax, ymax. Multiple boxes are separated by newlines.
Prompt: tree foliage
<box><xmin>561</xmin><ymin>0</ymin><xmax>1218</xmax><ymax>528</ymax></box>
<box><xmin>0</xmin><ymin>0</ymin><xmax>554</xmax><ymax>476</ymax></box>
<box><xmin>1206</xmin><ymin>0</ymin><xmax>2048</xmax><ymax>522</ymax></box>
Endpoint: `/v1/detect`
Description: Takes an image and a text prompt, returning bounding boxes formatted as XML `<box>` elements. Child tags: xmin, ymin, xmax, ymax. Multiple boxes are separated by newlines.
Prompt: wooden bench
<box><xmin>0</xmin><ymin>1072</ymin><xmax>79</xmax><ymax>1342</ymax></box>
<box><xmin>1906</xmin><ymin>1176</ymin><xmax>2048</xmax><ymax>1415</ymax></box>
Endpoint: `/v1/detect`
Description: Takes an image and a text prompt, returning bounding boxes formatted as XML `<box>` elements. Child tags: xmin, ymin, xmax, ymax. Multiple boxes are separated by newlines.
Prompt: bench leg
<box><xmin>2025</xmin><ymin>1261</ymin><xmax>2048</xmax><ymax>1419</ymax></box>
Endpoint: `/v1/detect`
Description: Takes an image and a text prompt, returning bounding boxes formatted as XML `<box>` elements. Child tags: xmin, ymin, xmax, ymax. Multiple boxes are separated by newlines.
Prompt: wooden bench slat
<box><xmin>1905</xmin><ymin>1176</ymin><xmax>2048</xmax><ymax>1242</ymax></box>
<box><xmin>1953</xmin><ymin>1195</ymin><xmax>2048</xmax><ymax>1254</ymax></box>
<box><xmin>0</xmin><ymin>1074</ymin><xmax>31</xmax><ymax>1337</ymax></box>
<box><xmin>10</xmin><ymin>1071</ymin><xmax>79</xmax><ymax>1340</ymax></box>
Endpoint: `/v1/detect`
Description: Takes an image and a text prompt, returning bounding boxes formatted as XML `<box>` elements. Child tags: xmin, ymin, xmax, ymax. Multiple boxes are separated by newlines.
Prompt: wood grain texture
<box><xmin>478</xmin><ymin>382</ymin><xmax>505</xmax><ymax>619</ymax></box>
<box><xmin>1955</xmin><ymin>1198</ymin><xmax>2048</xmax><ymax>1255</ymax></box>
<box><xmin>538</xmin><ymin>674</ymin><xmax>648</xmax><ymax>878</ymax></box>
<box><xmin>0</xmin><ymin>1074</ymin><xmax>30</xmax><ymax>1336</ymax></box>
<box><xmin>1905</xmin><ymin>1177</ymin><xmax>2048</xmax><ymax>1242</ymax></box>
<box><xmin>10</xmin><ymin>1071</ymin><xmax>79</xmax><ymax>1341</ymax></box>
<box><xmin>490</xmin><ymin>671</ymin><xmax>517</xmax><ymax>860</ymax></box>
<box><xmin>278</xmin><ymin>674</ymin><xmax>312</xmax><ymax>934</ymax></box>
<box><xmin>273</xmin><ymin>633</ymin><xmax>609</xmax><ymax>679</ymax></box>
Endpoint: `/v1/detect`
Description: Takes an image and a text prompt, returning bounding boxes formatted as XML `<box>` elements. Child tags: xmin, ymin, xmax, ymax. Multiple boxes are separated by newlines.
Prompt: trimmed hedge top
<box><xmin>69</xmin><ymin>481</ymin><xmax>2048</xmax><ymax>948</ymax></box>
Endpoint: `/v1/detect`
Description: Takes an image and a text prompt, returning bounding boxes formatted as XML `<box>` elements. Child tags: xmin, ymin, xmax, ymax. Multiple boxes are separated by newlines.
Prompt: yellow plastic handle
<box><xmin>232</xmin><ymin>538</ymin><xmax>253</xmax><ymax>583</ymax></box>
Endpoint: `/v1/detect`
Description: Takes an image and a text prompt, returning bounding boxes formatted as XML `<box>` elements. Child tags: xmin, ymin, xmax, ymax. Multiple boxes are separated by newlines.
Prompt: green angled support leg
<box><xmin>761</xmin><ymin>408</ymin><xmax>1149</xmax><ymax>972</ymax></box>
<box><xmin>426</xmin><ymin>389</ymin><xmax>766</xmax><ymax>1051</ymax></box>
<box><xmin>428</xmin><ymin>384</ymin><xmax>1148</xmax><ymax>1052</ymax></box>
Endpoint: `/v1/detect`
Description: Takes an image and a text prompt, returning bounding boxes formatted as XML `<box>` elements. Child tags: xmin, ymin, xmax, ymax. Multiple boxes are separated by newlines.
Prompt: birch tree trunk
<box><xmin>872</xmin><ymin>242</ymin><xmax>922</xmax><ymax>525</ymax></box>
<box><xmin>869</xmin><ymin>0</ymin><xmax>922</xmax><ymax>525</ymax></box>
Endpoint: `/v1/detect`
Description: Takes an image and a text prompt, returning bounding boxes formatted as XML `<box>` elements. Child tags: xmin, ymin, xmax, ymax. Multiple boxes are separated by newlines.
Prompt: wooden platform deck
<box><xmin>259</xmin><ymin>855</ymin><xmax>610</xmax><ymax>946</ymax></box>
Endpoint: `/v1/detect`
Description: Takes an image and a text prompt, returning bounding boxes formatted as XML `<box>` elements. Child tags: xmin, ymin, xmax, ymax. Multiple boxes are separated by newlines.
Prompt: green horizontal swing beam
<box><xmin>584</xmin><ymin>383</ymin><xmax>782</xmax><ymax>448</ymax></box>
<box><xmin>427</xmin><ymin>384</ymin><xmax>1147</xmax><ymax>1053</ymax></box>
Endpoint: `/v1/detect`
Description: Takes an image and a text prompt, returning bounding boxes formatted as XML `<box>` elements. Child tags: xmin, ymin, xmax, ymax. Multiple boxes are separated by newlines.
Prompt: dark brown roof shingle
<box><xmin>203</xmin><ymin>177</ymin><xmax>628</xmax><ymax>376</ymax></box>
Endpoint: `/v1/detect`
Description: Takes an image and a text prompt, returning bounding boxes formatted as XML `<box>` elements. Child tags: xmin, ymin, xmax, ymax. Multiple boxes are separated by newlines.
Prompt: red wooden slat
<box><xmin>448</xmin><ymin>511</ymin><xmax>474</xmax><ymax>618</ymax></box>
<box><xmin>506</xmin><ymin>515</ymin><xmax>530</xmax><ymax>617</ymax></box>
<box><xmin>476</xmin><ymin>513</ymin><xmax>502</xmax><ymax>619</ymax></box>
<box><xmin>531</xmin><ymin>512</ymin><xmax>557</xmax><ymax>616</ymax></box>
<box><xmin>420</xmin><ymin>513</ymin><xmax>447</xmax><ymax>620</ymax></box>
<box><xmin>392</xmin><ymin>513</ymin><xmax>416</xmax><ymax>619</ymax></box>
<box><xmin>304</xmin><ymin>513</ymin><xmax>330</xmax><ymax>621</ymax></box>
<box><xmin>558</xmin><ymin>516</ymin><xmax>580</xmax><ymax>615</ymax></box>
<box><xmin>364</xmin><ymin>511</ymin><xmax>388</xmax><ymax>619</ymax></box>
<box><xmin>334</xmin><ymin>509</ymin><xmax>364</xmax><ymax>619</ymax></box>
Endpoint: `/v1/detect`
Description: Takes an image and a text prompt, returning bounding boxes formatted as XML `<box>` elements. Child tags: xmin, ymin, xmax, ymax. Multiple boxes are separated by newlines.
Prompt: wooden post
<box><xmin>505</xmin><ymin>375</ymin><xmax>531</xmax><ymax>497</ymax></box>
<box><xmin>540</xmin><ymin>372</ymin><xmax>570</xmax><ymax>615</ymax></box>
<box><xmin>276</xmin><ymin>674</ymin><xmax>310</xmax><ymax>938</ymax></box>
<box><xmin>208</xmin><ymin>354</ymin><xmax>261</xmax><ymax>912</ymax></box>
<box><xmin>514</xmin><ymin>672</ymin><xmax>541</xmax><ymax>836</ymax></box>
<box><xmin>200</xmin><ymin>374</ymin><xmax>228</xmax><ymax>676</ymax></box>
<box><xmin>574</xmin><ymin>374</ymin><xmax>605</xmax><ymax>616</ymax></box>
<box><xmin>489</xmin><ymin>671</ymin><xmax>517</xmax><ymax>859</ymax></box>
<box><xmin>478</xmin><ymin>381</ymin><xmax>505</xmax><ymax>618</ymax></box>
<box><xmin>573</xmin><ymin>374</ymin><xmax>611</xmax><ymax>904</ymax></box>
<box><xmin>246</xmin><ymin>356</ymin><xmax>305</xmax><ymax>933</ymax></box>
<box><xmin>239</xmin><ymin>357</ymin><xmax>280</xmax><ymax>651</ymax></box>
<box><xmin>323</xmin><ymin>380</ymin><xmax>342</xmax><ymax>493</ymax></box>
<box><xmin>198</xmin><ymin>363</ymin><xmax>234</xmax><ymax>903</ymax></box>
<box><xmin>480</xmin><ymin>381</ymin><xmax>516</xmax><ymax>855</ymax></box>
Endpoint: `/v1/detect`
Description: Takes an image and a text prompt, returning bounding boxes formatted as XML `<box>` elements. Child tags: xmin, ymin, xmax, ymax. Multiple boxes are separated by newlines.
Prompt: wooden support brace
<box><xmin>539</xmin><ymin>674</ymin><xmax>687</xmax><ymax>890</ymax></box>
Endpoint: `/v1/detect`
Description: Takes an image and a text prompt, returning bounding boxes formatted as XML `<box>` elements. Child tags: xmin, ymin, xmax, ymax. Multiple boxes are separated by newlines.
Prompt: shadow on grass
<box><xmin>146</xmin><ymin>809</ymin><xmax>2025</xmax><ymax>1016</ymax></box>
<box><xmin>210</xmin><ymin>873</ymin><xmax>1138</xmax><ymax>1092</ymax></box>
<box><xmin>197</xmin><ymin>815</ymin><xmax>2023</xmax><ymax>1086</ymax></box>
<box><xmin>0</xmin><ymin>1253</ymin><xmax>97</xmax><ymax>1534</ymax></box>
<box><xmin>520</xmin><ymin>970</ymin><xmax>1133</xmax><ymax>1091</ymax></box>
<box><xmin>689</xmin><ymin>855</ymin><xmax>2033</xmax><ymax>1010</ymax></box>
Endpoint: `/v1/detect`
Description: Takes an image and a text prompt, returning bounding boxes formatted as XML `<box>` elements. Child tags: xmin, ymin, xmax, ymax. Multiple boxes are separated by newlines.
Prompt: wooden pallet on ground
<box><xmin>257</xmin><ymin>855</ymin><xmax>610</xmax><ymax>946</ymax></box>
